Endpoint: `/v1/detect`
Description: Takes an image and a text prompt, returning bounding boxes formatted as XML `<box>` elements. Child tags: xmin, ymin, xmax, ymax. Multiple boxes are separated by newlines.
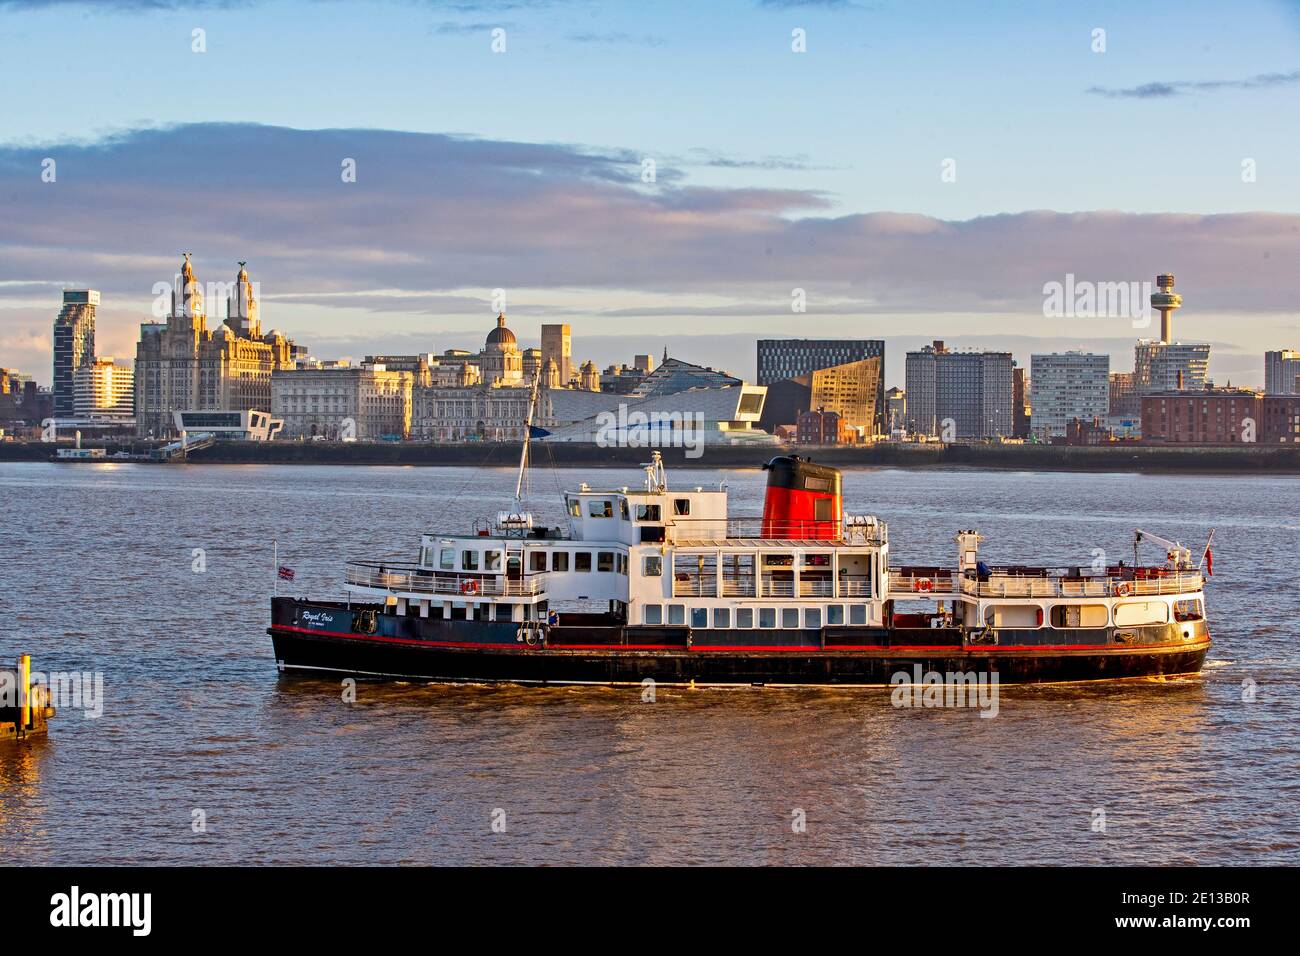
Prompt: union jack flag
<box><xmin>278</xmin><ymin>566</ymin><xmax>296</xmax><ymax>581</ymax></box>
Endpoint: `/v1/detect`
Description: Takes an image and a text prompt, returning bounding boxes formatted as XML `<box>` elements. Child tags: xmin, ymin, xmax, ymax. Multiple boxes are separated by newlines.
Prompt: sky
<box><xmin>1</xmin><ymin>0</ymin><xmax>1299</xmax><ymax>387</ymax></box>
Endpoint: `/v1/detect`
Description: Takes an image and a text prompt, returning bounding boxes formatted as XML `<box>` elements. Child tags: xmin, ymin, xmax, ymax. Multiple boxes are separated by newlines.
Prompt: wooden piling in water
<box><xmin>2</xmin><ymin>654</ymin><xmax>54</xmax><ymax>741</ymax></box>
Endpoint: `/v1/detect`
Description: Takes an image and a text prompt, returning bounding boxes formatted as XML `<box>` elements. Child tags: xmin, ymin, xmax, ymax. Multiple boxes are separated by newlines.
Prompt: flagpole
<box><xmin>273</xmin><ymin>538</ymin><xmax>278</xmax><ymax>598</ymax></box>
<box><xmin>1197</xmin><ymin>528</ymin><xmax>1215</xmax><ymax>573</ymax></box>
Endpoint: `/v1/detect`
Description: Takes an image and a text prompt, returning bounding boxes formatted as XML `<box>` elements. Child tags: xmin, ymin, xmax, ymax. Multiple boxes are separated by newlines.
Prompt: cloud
<box><xmin>1088</xmin><ymin>69</ymin><xmax>1300</xmax><ymax>99</ymax></box>
<box><xmin>567</xmin><ymin>31</ymin><xmax>665</xmax><ymax>47</ymax></box>
<box><xmin>2</xmin><ymin>122</ymin><xmax>1298</xmax><ymax>388</ymax></box>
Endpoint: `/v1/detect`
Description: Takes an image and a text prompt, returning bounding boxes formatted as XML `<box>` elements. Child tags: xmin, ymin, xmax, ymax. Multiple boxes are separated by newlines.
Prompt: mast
<box><xmin>515</xmin><ymin>369</ymin><xmax>541</xmax><ymax>501</ymax></box>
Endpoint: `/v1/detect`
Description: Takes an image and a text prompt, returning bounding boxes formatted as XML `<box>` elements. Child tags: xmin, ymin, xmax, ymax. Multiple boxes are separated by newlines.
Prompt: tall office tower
<box><xmin>756</xmin><ymin>339</ymin><xmax>886</xmax><ymax>434</ymax></box>
<box><xmin>904</xmin><ymin>341</ymin><xmax>1014</xmax><ymax>440</ymax></box>
<box><xmin>53</xmin><ymin>289</ymin><xmax>99</xmax><ymax>417</ymax></box>
<box><xmin>633</xmin><ymin>354</ymin><xmax>654</xmax><ymax>374</ymax></box>
<box><xmin>1265</xmin><ymin>349</ymin><xmax>1300</xmax><ymax>394</ymax></box>
<box><xmin>1029</xmin><ymin>352</ymin><xmax>1110</xmax><ymax>439</ymax></box>
<box><xmin>541</xmin><ymin>324</ymin><xmax>572</xmax><ymax>387</ymax></box>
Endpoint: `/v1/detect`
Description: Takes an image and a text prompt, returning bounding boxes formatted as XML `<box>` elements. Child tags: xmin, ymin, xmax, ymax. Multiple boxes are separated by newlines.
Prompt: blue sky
<box><xmin>2</xmin><ymin>0</ymin><xmax>1299</xmax><ymax>385</ymax></box>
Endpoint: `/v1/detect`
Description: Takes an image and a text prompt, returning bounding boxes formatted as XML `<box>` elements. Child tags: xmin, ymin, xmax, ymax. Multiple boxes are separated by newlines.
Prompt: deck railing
<box><xmin>960</xmin><ymin>572</ymin><xmax>1203</xmax><ymax>599</ymax></box>
<box><xmin>345</xmin><ymin>561</ymin><xmax>546</xmax><ymax>597</ymax></box>
<box><xmin>670</xmin><ymin>516</ymin><xmax>885</xmax><ymax>545</ymax></box>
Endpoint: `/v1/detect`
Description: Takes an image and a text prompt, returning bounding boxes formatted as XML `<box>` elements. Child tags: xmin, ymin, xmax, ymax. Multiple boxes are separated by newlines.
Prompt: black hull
<box><xmin>268</xmin><ymin>599</ymin><xmax>1209</xmax><ymax>687</ymax></box>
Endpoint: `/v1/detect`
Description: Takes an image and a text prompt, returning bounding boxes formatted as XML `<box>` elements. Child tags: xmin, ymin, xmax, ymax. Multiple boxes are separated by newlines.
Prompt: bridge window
<box><xmin>781</xmin><ymin>608</ymin><xmax>799</xmax><ymax>628</ymax></box>
<box><xmin>530</xmin><ymin>552</ymin><xmax>547</xmax><ymax>572</ymax></box>
<box><xmin>667</xmin><ymin>604</ymin><xmax>685</xmax><ymax>625</ymax></box>
<box><xmin>589</xmin><ymin>499</ymin><xmax>613</xmax><ymax>518</ymax></box>
<box><xmin>759</xmin><ymin>608</ymin><xmax>777</xmax><ymax>628</ymax></box>
<box><xmin>485</xmin><ymin>551</ymin><xmax>503</xmax><ymax>572</ymax></box>
<box><xmin>643</xmin><ymin>555</ymin><xmax>663</xmax><ymax>576</ymax></box>
<box><xmin>575</xmin><ymin>552</ymin><xmax>592</xmax><ymax>572</ymax></box>
<box><xmin>553</xmin><ymin>552</ymin><xmax>570</xmax><ymax>572</ymax></box>
<box><xmin>568</xmin><ymin>499</ymin><xmax>581</xmax><ymax>518</ymax></box>
<box><xmin>617</xmin><ymin>554</ymin><xmax>627</xmax><ymax>575</ymax></box>
<box><xmin>644</xmin><ymin>604</ymin><xmax>663</xmax><ymax>625</ymax></box>
<box><xmin>674</xmin><ymin>498</ymin><xmax>691</xmax><ymax>516</ymax></box>
<box><xmin>636</xmin><ymin>504</ymin><xmax>661</xmax><ymax>522</ymax></box>
<box><xmin>713</xmin><ymin>608</ymin><xmax>731</xmax><ymax>628</ymax></box>
<box><xmin>620</xmin><ymin>499</ymin><xmax>630</xmax><ymax>520</ymax></box>
<box><xmin>461</xmin><ymin>550</ymin><xmax>479</xmax><ymax>571</ymax></box>
<box><xmin>439</xmin><ymin>548</ymin><xmax>455</xmax><ymax>570</ymax></box>
<box><xmin>827</xmin><ymin>604</ymin><xmax>845</xmax><ymax>626</ymax></box>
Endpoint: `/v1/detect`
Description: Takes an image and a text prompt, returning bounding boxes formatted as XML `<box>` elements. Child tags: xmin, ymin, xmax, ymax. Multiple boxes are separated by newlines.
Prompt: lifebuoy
<box><xmin>1115</xmin><ymin>582</ymin><xmax>1131</xmax><ymax>597</ymax></box>
<box><xmin>912</xmin><ymin>578</ymin><xmax>934</xmax><ymax>593</ymax></box>
<box><xmin>461</xmin><ymin>579</ymin><xmax>479</xmax><ymax>596</ymax></box>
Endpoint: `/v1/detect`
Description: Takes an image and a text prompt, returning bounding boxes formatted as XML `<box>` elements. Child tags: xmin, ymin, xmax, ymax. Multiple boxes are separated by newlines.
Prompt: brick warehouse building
<box><xmin>1140</xmin><ymin>388</ymin><xmax>1262</xmax><ymax>444</ymax></box>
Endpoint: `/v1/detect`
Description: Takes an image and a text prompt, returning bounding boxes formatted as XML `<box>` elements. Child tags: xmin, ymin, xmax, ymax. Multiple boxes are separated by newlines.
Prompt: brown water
<box><xmin>1</xmin><ymin>462</ymin><xmax>1296</xmax><ymax>865</ymax></box>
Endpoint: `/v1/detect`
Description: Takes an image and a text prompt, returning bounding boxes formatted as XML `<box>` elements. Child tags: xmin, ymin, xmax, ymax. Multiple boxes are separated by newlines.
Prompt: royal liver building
<box><xmin>133</xmin><ymin>255</ymin><xmax>297</xmax><ymax>437</ymax></box>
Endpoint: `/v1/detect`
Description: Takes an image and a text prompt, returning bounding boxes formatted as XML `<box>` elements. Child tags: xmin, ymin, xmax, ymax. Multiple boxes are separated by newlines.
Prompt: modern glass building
<box><xmin>52</xmin><ymin>289</ymin><xmax>98</xmax><ymax>417</ymax></box>
<box><xmin>756</xmin><ymin>339</ymin><xmax>886</xmax><ymax>434</ymax></box>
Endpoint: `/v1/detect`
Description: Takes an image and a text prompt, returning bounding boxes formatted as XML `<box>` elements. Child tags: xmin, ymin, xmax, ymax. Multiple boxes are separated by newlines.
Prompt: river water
<box><xmin>1</xmin><ymin>461</ymin><xmax>1296</xmax><ymax>865</ymax></box>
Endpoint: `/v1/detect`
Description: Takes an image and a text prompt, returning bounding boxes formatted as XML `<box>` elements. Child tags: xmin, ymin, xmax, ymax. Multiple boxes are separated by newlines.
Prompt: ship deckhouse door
<box><xmin>506</xmin><ymin>549</ymin><xmax>522</xmax><ymax>582</ymax></box>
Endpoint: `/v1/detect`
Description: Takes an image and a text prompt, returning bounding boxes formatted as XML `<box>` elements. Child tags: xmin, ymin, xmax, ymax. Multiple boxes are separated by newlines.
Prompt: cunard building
<box><xmin>134</xmin><ymin>255</ymin><xmax>297</xmax><ymax>437</ymax></box>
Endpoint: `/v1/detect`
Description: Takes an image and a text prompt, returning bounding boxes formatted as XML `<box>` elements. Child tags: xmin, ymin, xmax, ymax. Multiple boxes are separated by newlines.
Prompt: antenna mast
<box><xmin>515</xmin><ymin>369</ymin><xmax>541</xmax><ymax>502</ymax></box>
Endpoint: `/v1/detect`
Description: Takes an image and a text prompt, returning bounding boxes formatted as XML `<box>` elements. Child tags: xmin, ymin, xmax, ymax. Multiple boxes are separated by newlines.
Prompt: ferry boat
<box><xmin>268</xmin><ymin>452</ymin><xmax>1211</xmax><ymax>686</ymax></box>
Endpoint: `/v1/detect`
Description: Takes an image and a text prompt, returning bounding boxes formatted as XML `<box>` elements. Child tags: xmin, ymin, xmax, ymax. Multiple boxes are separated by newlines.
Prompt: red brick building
<box><xmin>796</xmin><ymin>408</ymin><xmax>845</xmax><ymax>444</ymax></box>
<box><xmin>1141</xmin><ymin>388</ymin><xmax>1262</xmax><ymax>444</ymax></box>
<box><xmin>1262</xmin><ymin>394</ymin><xmax>1300</xmax><ymax>443</ymax></box>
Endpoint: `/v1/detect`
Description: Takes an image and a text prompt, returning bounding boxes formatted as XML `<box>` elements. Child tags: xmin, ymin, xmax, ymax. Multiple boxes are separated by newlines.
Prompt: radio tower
<box><xmin>1150</xmin><ymin>273</ymin><xmax>1182</xmax><ymax>344</ymax></box>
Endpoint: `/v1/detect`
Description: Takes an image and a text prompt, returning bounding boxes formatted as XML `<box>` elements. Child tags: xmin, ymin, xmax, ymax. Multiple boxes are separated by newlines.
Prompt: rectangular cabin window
<box><xmin>674</xmin><ymin>498</ymin><xmax>691</xmax><ymax>516</ymax></box>
<box><xmin>804</xmin><ymin>608</ymin><xmax>822</xmax><ymax>629</ymax></box>
<box><xmin>643</xmin><ymin>555</ymin><xmax>663</xmax><ymax>576</ymax></box>
<box><xmin>552</xmin><ymin>552</ymin><xmax>570</xmax><ymax>572</ymax></box>
<box><xmin>1114</xmin><ymin>601</ymin><xmax>1169</xmax><ymax>626</ymax></box>
<box><xmin>636</xmin><ymin>504</ymin><xmax>661</xmax><ymax>522</ymax></box>
<box><xmin>713</xmin><ymin>608</ymin><xmax>731</xmax><ymax>628</ymax></box>
<box><xmin>485</xmin><ymin>551</ymin><xmax>503</xmax><ymax>572</ymax></box>
<box><xmin>597</xmin><ymin>551</ymin><xmax>614</xmax><ymax>572</ymax></box>
<box><xmin>589</xmin><ymin>499</ymin><xmax>613</xmax><ymax>518</ymax></box>
<box><xmin>530</xmin><ymin>552</ymin><xmax>547</xmax><ymax>572</ymax></box>
<box><xmin>618</xmin><ymin>554</ymin><xmax>627</xmax><ymax>575</ymax></box>
<box><xmin>759</xmin><ymin>608</ymin><xmax>777</xmax><ymax>628</ymax></box>
<box><xmin>493</xmin><ymin>603</ymin><xmax>512</xmax><ymax>622</ymax></box>
<box><xmin>736</xmin><ymin>607</ymin><xmax>754</xmax><ymax>628</ymax></box>
<box><xmin>781</xmin><ymin>608</ymin><xmax>799</xmax><ymax>628</ymax></box>
<box><xmin>575</xmin><ymin>552</ymin><xmax>592</xmax><ymax>572</ymax></box>
<box><xmin>667</xmin><ymin>604</ymin><xmax>686</xmax><ymax>626</ymax></box>
<box><xmin>691</xmin><ymin>608</ymin><xmax>708</xmax><ymax>628</ymax></box>
<box><xmin>461</xmin><ymin>550</ymin><xmax>479</xmax><ymax>571</ymax></box>
<box><xmin>644</xmin><ymin>604</ymin><xmax>663</xmax><ymax>625</ymax></box>
<box><xmin>827</xmin><ymin>604</ymin><xmax>845</xmax><ymax>626</ymax></box>
<box><xmin>1050</xmin><ymin>604</ymin><xmax>1107</xmax><ymax>628</ymax></box>
<box><xmin>568</xmin><ymin>499</ymin><xmax>581</xmax><ymax>518</ymax></box>
<box><xmin>849</xmin><ymin>605</ymin><xmax>867</xmax><ymax>626</ymax></box>
<box><xmin>620</xmin><ymin>499</ymin><xmax>630</xmax><ymax>520</ymax></box>
<box><xmin>1174</xmin><ymin>599</ymin><xmax>1203</xmax><ymax>621</ymax></box>
<box><xmin>439</xmin><ymin>548</ymin><xmax>455</xmax><ymax>570</ymax></box>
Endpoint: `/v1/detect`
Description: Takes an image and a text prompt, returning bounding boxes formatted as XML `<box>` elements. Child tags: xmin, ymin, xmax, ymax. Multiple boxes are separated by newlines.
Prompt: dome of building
<box><xmin>485</xmin><ymin>313</ymin><xmax>517</xmax><ymax>351</ymax></box>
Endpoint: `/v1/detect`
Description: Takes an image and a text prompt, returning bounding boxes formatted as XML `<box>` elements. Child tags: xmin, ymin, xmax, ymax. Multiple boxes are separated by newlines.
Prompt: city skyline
<box><xmin>2</xmin><ymin>0</ymin><xmax>1299</xmax><ymax>386</ymax></box>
